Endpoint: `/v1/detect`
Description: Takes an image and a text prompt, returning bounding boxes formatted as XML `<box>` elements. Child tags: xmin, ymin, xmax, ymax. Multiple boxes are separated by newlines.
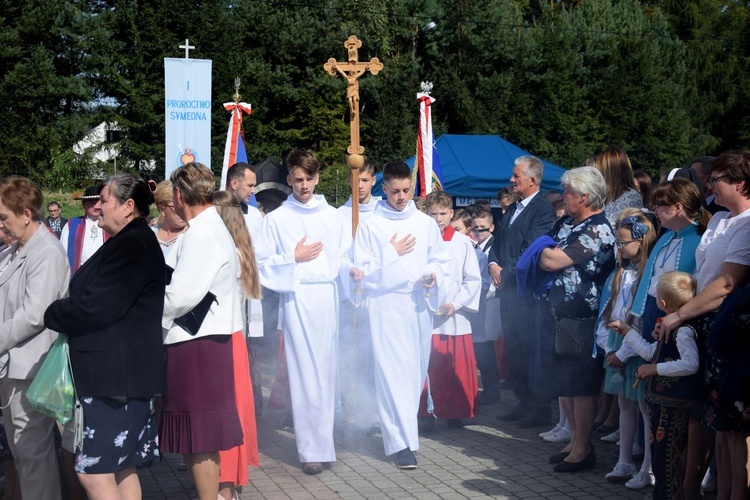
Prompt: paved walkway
<box><xmin>138</xmin><ymin>389</ymin><xmax>669</xmax><ymax>499</ymax></box>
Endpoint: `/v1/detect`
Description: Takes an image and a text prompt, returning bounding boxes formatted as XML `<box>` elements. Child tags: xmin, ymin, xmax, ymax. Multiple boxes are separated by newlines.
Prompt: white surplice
<box><xmin>352</xmin><ymin>200</ymin><xmax>450</xmax><ymax>455</ymax></box>
<box><xmin>255</xmin><ymin>194</ymin><xmax>347</xmax><ymax>463</ymax></box>
<box><xmin>432</xmin><ymin>230</ymin><xmax>481</xmax><ymax>336</ymax></box>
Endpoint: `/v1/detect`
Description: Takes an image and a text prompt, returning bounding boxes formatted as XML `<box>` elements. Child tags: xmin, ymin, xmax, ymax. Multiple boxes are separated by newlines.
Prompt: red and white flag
<box><xmin>414</xmin><ymin>82</ymin><xmax>443</xmax><ymax>197</ymax></box>
<box><xmin>220</xmin><ymin>101</ymin><xmax>252</xmax><ymax>189</ymax></box>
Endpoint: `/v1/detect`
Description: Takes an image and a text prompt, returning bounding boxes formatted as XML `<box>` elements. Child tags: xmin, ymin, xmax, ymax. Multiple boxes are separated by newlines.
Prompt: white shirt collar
<box><xmin>518</xmin><ymin>190</ymin><xmax>539</xmax><ymax>209</ymax></box>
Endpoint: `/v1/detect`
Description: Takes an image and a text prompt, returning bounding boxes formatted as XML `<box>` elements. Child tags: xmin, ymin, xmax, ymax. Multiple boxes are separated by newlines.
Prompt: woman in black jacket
<box><xmin>45</xmin><ymin>174</ymin><xmax>166</xmax><ymax>499</ymax></box>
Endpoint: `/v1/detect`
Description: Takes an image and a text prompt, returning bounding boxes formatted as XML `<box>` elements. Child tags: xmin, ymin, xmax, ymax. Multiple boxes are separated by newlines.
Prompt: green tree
<box><xmin>0</xmin><ymin>0</ymin><xmax>111</xmax><ymax>184</ymax></box>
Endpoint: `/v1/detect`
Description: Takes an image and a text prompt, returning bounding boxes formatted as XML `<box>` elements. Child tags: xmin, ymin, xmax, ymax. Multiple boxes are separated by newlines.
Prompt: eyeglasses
<box><xmin>471</xmin><ymin>227</ymin><xmax>491</xmax><ymax>233</ymax></box>
<box><xmin>163</xmin><ymin>205</ymin><xmax>176</xmax><ymax>212</ymax></box>
<box><xmin>708</xmin><ymin>175</ymin><xmax>730</xmax><ymax>187</ymax></box>
<box><xmin>614</xmin><ymin>239</ymin><xmax>639</xmax><ymax>249</ymax></box>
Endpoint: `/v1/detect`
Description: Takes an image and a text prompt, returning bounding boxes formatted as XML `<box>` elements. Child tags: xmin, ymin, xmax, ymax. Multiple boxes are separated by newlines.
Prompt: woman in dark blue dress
<box><xmin>537</xmin><ymin>166</ymin><xmax>615</xmax><ymax>473</ymax></box>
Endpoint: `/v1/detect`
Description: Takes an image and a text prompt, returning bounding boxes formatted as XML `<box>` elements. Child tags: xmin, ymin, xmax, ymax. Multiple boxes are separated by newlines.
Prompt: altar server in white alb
<box><xmin>337</xmin><ymin>159</ymin><xmax>380</xmax><ymax>427</ymax></box>
<box><xmin>349</xmin><ymin>161</ymin><xmax>450</xmax><ymax>470</ymax></box>
<box><xmin>255</xmin><ymin>149</ymin><xmax>348</xmax><ymax>476</ymax></box>
<box><xmin>419</xmin><ymin>191</ymin><xmax>481</xmax><ymax>431</ymax></box>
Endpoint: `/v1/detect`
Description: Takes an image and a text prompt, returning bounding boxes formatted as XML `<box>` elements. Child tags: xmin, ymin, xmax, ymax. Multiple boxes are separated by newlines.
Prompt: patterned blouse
<box><xmin>603</xmin><ymin>188</ymin><xmax>643</xmax><ymax>227</ymax></box>
<box><xmin>548</xmin><ymin>213</ymin><xmax>616</xmax><ymax>319</ymax></box>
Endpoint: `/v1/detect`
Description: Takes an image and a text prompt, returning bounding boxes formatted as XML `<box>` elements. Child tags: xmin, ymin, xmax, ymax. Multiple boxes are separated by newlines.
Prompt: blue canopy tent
<box><xmin>373</xmin><ymin>134</ymin><xmax>567</xmax><ymax>199</ymax></box>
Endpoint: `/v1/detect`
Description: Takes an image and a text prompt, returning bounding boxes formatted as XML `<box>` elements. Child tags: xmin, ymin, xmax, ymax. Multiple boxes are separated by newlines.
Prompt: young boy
<box><xmin>418</xmin><ymin>192</ymin><xmax>481</xmax><ymax>431</ymax></box>
<box><xmin>349</xmin><ymin>161</ymin><xmax>450</xmax><ymax>469</ymax></box>
<box><xmin>337</xmin><ymin>160</ymin><xmax>380</xmax><ymax>428</ymax></box>
<box><xmin>612</xmin><ymin>271</ymin><xmax>702</xmax><ymax>499</ymax></box>
<box><xmin>255</xmin><ymin>149</ymin><xmax>347</xmax><ymax>475</ymax></box>
<box><xmin>472</xmin><ymin>209</ymin><xmax>504</xmax><ymax>405</ymax></box>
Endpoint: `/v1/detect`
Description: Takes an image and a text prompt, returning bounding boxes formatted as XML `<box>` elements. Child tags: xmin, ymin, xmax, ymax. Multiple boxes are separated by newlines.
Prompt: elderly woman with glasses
<box><xmin>533</xmin><ymin>166</ymin><xmax>616</xmax><ymax>473</ymax></box>
<box><xmin>0</xmin><ymin>176</ymin><xmax>69</xmax><ymax>499</ymax></box>
<box><xmin>657</xmin><ymin>151</ymin><xmax>750</xmax><ymax>500</ymax></box>
<box><xmin>152</xmin><ymin>180</ymin><xmax>187</xmax><ymax>257</ymax></box>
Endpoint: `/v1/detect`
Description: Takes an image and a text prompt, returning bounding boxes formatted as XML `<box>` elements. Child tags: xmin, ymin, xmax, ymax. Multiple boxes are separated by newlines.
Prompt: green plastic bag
<box><xmin>26</xmin><ymin>334</ymin><xmax>75</xmax><ymax>424</ymax></box>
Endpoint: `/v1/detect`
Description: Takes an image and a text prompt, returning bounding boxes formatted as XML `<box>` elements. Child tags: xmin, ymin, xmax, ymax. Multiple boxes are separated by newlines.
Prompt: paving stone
<box><xmin>134</xmin><ymin>379</ymin><xmax>652</xmax><ymax>499</ymax></box>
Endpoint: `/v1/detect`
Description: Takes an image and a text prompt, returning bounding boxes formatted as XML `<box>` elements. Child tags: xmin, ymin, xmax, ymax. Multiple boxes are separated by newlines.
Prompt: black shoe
<box><xmin>302</xmin><ymin>462</ymin><xmax>323</xmax><ymax>475</ymax></box>
<box><xmin>418</xmin><ymin>417</ymin><xmax>435</xmax><ymax>433</ymax></box>
<box><xmin>446</xmin><ymin>419</ymin><xmax>464</xmax><ymax>429</ymax></box>
<box><xmin>497</xmin><ymin>405</ymin><xmax>526</xmax><ymax>422</ymax></box>
<box><xmin>282</xmin><ymin>413</ymin><xmax>294</xmax><ymax>431</ymax></box>
<box><xmin>554</xmin><ymin>450</ymin><xmax>596</xmax><ymax>473</ymax></box>
<box><xmin>517</xmin><ymin>415</ymin><xmax>549</xmax><ymax>428</ymax></box>
<box><xmin>549</xmin><ymin>452</ymin><xmax>570</xmax><ymax>464</ymax></box>
<box><xmin>478</xmin><ymin>391</ymin><xmax>501</xmax><ymax>406</ymax></box>
<box><xmin>395</xmin><ymin>448</ymin><xmax>418</xmax><ymax>470</ymax></box>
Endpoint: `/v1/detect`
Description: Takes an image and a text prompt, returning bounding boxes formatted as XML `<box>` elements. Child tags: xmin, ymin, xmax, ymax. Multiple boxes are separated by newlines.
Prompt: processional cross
<box><xmin>324</xmin><ymin>36</ymin><xmax>383</xmax><ymax>236</ymax></box>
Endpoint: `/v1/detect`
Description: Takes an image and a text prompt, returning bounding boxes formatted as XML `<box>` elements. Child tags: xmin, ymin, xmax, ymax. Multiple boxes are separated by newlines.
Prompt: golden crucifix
<box><xmin>324</xmin><ymin>35</ymin><xmax>383</xmax><ymax>236</ymax></box>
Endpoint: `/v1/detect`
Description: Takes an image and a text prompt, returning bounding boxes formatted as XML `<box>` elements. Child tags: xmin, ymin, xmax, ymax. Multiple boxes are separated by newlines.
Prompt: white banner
<box><xmin>455</xmin><ymin>197</ymin><xmax>502</xmax><ymax>208</ymax></box>
<box><xmin>164</xmin><ymin>58</ymin><xmax>212</xmax><ymax>178</ymax></box>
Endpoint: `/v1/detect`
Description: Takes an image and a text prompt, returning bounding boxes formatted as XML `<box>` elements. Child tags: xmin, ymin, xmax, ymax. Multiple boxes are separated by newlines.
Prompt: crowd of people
<box><xmin>0</xmin><ymin>147</ymin><xmax>747</xmax><ymax>500</ymax></box>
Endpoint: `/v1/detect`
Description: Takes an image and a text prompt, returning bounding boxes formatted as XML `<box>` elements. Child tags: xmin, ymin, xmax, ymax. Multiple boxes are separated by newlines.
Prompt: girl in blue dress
<box><xmin>595</xmin><ymin>210</ymin><xmax>656</xmax><ymax>488</ymax></box>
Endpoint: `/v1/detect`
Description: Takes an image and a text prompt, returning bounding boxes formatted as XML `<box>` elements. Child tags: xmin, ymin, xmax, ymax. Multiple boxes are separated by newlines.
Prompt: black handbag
<box><xmin>174</xmin><ymin>291</ymin><xmax>218</xmax><ymax>336</ymax></box>
<box><xmin>551</xmin><ymin>307</ymin><xmax>596</xmax><ymax>356</ymax></box>
<box><xmin>166</xmin><ymin>266</ymin><xmax>218</xmax><ymax>336</ymax></box>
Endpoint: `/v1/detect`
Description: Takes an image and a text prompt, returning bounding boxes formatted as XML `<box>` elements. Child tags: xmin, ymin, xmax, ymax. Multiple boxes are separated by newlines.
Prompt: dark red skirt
<box><xmin>419</xmin><ymin>334</ymin><xmax>479</xmax><ymax>419</ymax></box>
<box><xmin>160</xmin><ymin>335</ymin><xmax>243</xmax><ymax>454</ymax></box>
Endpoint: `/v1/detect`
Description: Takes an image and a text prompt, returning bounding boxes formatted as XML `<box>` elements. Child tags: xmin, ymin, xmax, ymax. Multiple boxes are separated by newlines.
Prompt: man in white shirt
<box><xmin>349</xmin><ymin>161</ymin><xmax>450</xmax><ymax>470</ymax></box>
<box><xmin>225</xmin><ymin>161</ymin><xmax>264</xmax><ymax>415</ymax></box>
<box><xmin>255</xmin><ymin>149</ymin><xmax>348</xmax><ymax>475</ymax></box>
<box><xmin>60</xmin><ymin>186</ymin><xmax>108</xmax><ymax>274</ymax></box>
<box><xmin>488</xmin><ymin>156</ymin><xmax>556</xmax><ymax>427</ymax></box>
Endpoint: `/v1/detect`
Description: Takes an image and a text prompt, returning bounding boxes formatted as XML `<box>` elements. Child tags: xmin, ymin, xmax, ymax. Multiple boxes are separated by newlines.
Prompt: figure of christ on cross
<box><xmin>324</xmin><ymin>35</ymin><xmax>383</xmax><ymax>236</ymax></box>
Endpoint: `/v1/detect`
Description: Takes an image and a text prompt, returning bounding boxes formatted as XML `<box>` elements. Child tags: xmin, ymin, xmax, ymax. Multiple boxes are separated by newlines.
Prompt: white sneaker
<box><xmin>539</xmin><ymin>424</ymin><xmax>561</xmax><ymax>438</ymax></box>
<box><xmin>605</xmin><ymin>462</ymin><xmax>637</xmax><ymax>482</ymax></box>
<box><xmin>601</xmin><ymin>429</ymin><xmax>620</xmax><ymax>443</ymax></box>
<box><xmin>701</xmin><ymin>476</ymin><xmax>717</xmax><ymax>494</ymax></box>
<box><xmin>543</xmin><ymin>428</ymin><xmax>572</xmax><ymax>443</ymax></box>
<box><xmin>625</xmin><ymin>469</ymin><xmax>654</xmax><ymax>490</ymax></box>
<box><xmin>632</xmin><ymin>442</ymin><xmax>645</xmax><ymax>456</ymax></box>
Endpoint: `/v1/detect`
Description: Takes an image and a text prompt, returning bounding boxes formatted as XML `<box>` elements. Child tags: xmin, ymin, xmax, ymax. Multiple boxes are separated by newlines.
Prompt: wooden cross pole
<box><xmin>324</xmin><ymin>35</ymin><xmax>383</xmax><ymax>237</ymax></box>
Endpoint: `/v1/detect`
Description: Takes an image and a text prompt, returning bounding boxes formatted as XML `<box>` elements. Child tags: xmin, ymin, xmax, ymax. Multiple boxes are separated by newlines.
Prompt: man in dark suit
<box><xmin>690</xmin><ymin>155</ymin><xmax>727</xmax><ymax>214</ymax></box>
<box><xmin>489</xmin><ymin>156</ymin><xmax>556</xmax><ymax>427</ymax></box>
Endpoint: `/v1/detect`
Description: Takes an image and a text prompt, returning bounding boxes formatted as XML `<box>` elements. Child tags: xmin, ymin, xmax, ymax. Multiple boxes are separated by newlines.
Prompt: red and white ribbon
<box><xmin>220</xmin><ymin>102</ymin><xmax>252</xmax><ymax>189</ymax></box>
